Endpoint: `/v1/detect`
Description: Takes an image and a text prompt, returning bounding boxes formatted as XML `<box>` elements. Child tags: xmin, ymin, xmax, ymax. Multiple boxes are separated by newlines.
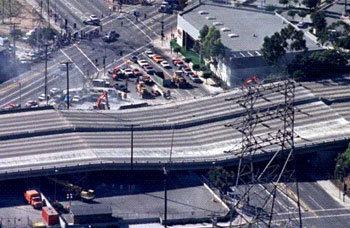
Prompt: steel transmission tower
<box><xmin>226</xmin><ymin>77</ymin><xmax>302</xmax><ymax>227</ymax></box>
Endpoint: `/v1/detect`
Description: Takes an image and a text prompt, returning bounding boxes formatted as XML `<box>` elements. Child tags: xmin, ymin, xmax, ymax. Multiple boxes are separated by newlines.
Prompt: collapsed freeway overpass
<box><xmin>0</xmin><ymin>83</ymin><xmax>349</xmax><ymax>180</ymax></box>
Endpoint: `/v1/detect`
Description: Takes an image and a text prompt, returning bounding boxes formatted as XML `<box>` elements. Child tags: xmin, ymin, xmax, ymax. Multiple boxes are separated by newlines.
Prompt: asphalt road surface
<box><xmin>0</xmin><ymin>0</ymin><xmax>181</xmax><ymax>107</ymax></box>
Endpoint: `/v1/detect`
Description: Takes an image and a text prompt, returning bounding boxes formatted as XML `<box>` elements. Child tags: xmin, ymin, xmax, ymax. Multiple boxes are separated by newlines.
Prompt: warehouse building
<box><xmin>176</xmin><ymin>3</ymin><xmax>321</xmax><ymax>87</ymax></box>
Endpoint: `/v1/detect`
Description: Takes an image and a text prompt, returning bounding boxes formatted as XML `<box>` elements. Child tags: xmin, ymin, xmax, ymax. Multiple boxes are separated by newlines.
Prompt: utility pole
<box><xmin>47</xmin><ymin>0</ymin><xmax>50</xmax><ymax>28</ymax></box>
<box><xmin>161</xmin><ymin>13</ymin><xmax>165</xmax><ymax>46</ymax></box>
<box><xmin>103</xmin><ymin>46</ymin><xmax>107</xmax><ymax>77</ymax></box>
<box><xmin>44</xmin><ymin>43</ymin><xmax>50</xmax><ymax>105</ymax></box>
<box><xmin>61</xmin><ymin>61</ymin><xmax>73</xmax><ymax>109</ymax></box>
<box><xmin>163</xmin><ymin>166</ymin><xmax>168</xmax><ymax>227</ymax></box>
<box><xmin>2</xmin><ymin>0</ymin><xmax>5</xmax><ymax>24</ymax></box>
<box><xmin>17</xmin><ymin>81</ymin><xmax>22</xmax><ymax>108</ymax></box>
<box><xmin>130</xmin><ymin>124</ymin><xmax>134</xmax><ymax>170</ymax></box>
<box><xmin>10</xmin><ymin>22</ymin><xmax>20</xmax><ymax>61</ymax></box>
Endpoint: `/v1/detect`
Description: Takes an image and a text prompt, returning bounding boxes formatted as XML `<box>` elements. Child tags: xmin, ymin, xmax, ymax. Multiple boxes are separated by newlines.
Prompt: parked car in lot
<box><xmin>130</xmin><ymin>55</ymin><xmax>138</xmax><ymax>63</ymax></box>
<box><xmin>25</xmin><ymin>100</ymin><xmax>39</xmax><ymax>108</ymax></box>
<box><xmin>160</xmin><ymin>60</ymin><xmax>171</xmax><ymax>68</ymax></box>
<box><xmin>72</xmin><ymin>95</ymin><xmax>81</xmax><ymax>103</ymax></box>
<box><xmin>173</xmin><ymin>60</ymin><xmax>185</xmax><ymax>68</ymax></box>
<box><xmin>145</xmin><ymin>49</ymin><xmax>156</xmax><ymax>58</ymax></box>
<box><xmin>144</xmin><ymin>65</ymin><xmax>156</xmax><ymax>74</ymax></box>
<box><xmin>152</xmin><ymin>54</ymin><xmax>164</xmax><ymax>63</ymax></box>
<box><xmin>114</xmin><ymin>83</ymin><xmax>128</xmax><ymax>92</ymax></box>
<box><xmin>83</xmin><ymin>15</ymin><xmax>101</xmax><ymax>25</ymax></box>
<box><xmin>297</xmin><ymin>21</ymin><xmax>307</xmax><ymax>28</ymax></box>
<box><xmin>137</xmin><ymin>59</ymin><xmax>150</xmax><ymax>67</ymax></box>
<box><xmin>49</xmin><ymin>88</ymin><xmax>60</xmax><ymax>96</ymax></box>
<box><xmin>182</xmin><ymin>67</ymin><xmax>192</xmax><ymax>75</ymax></box>
<box><xmin>133</xmin><ymin>68</ymin><xmax>143</xmax><ymax>77</ymax></box>
<box><xmin>188</xmin><ymin>73</ymin><xmax>202</xmax><ymax>83</ymax></box>
<box><xmin>38</xmin><ymin>93</ymin><xmax>47</xmax><ymax>101</ymax></box>
<box><xmin>123</xmin><ymin>68</ymin><xmax>134</xmax><ymax>77</ymax></box>
<box><xmin>102</xmin><ymin>30</ymin><xmax>120</xmax><ymax>43</ymax></box>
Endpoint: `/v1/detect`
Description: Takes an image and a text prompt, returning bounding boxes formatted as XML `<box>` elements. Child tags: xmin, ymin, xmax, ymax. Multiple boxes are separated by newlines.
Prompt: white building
<box><xmin>176</xmin><ymin>3</ymin><xmax>321</xmax><ymax>87</ymax></box>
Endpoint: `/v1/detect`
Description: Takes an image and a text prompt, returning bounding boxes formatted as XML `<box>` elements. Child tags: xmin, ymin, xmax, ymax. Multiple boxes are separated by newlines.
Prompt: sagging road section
<box><xmin>0</xmin><ymin>83</ymin><xmax>349</xmax><ymax>180</ymax></box>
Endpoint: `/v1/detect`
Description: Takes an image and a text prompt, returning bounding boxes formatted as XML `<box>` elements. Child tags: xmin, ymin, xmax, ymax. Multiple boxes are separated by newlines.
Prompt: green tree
<box><xmin>208</xmin><ymin>167</ymin><xmax>235</xmax><ymax>193</ymax></box>
<box><xmin>261</xmin><ymin>32</ymin><xmax>286</xmax><ymax>64</ymax></box>
<box><xmin>287</xmin><ymin>10</ymin><xmax>297</xmax><ymax>20</ymax></box>
<box><xmin>173</xmin><ymin>46</ymin><xmax>181</xmax><ymax>56</ymax></box>
<box><xmin>279</xmin><ymin>0</ymin><xmax>289</xmax><ymax>7</ymax></box>
<box><xmin>192</xmin><ymin>64</ymin><xmax>200</xmax><ymax>72</ymax></box>
<box><xmin>287</xmin><ymin>50</ymin><xmax>348</xmax><ymax>79</ymax></box>
<box><xmin>302</xmin><ymin>0</ymin><xmax>320</xmax><ymax>9</ymax></box>
<box><xmin>202</xmin><ymin>26</ymin><xmax>226</xmax><ymax>60</ymax></box>
<box><xmin>202</xmin><ymin>71</ymin><xmax>212</xmax><ymax>84</ymax></box>
<box><xmin>335</xmin><ymin>144</ymin><xmax>350</xmax><ymax>179</ymax></box>
<box><xmin>290</xmin><ymin>30</ymin><xmax>307</xmax><ymax>51</ymax></box>
<box><xmin>199</xmin><ymin>25</ymin><xmax>209</xmax><ymax>42</ymax></box>
<box><xmin>298</xmin><ymin>10</ymin><xmax>308</xmax><ymax>21</ymax></box>
<box><xmin>311</xmin><ymin>11</ymin><xmax>327</xmax><ymax>33</ymax></box>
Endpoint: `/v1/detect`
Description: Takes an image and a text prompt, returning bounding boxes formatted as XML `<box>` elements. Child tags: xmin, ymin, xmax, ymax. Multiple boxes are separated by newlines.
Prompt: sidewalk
<box><xmin>317</xmin><ymin>180</ymin><xmax>350</xmax><ymax>206</ymax></box>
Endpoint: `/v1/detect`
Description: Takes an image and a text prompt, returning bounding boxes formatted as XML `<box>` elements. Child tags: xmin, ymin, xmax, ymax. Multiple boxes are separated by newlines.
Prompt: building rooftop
<box><xmin>181</xmin><ymin>3</ymin><xmax>320</xmax><ymax>58</ymax></box>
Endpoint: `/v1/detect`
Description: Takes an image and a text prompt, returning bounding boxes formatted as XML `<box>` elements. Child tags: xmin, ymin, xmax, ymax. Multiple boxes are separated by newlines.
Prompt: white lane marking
<box><xmin>274</xmin><ymin>212</ymin><xmax>350</xmax><ymax>222</ymax></box>
<box><xmin>309</xmin><ymin>195</ymin><xmax>324</xmax><ymax>210</ymax></box>
<box><xmin>104</xmin><ymin>43</ymin><xmax>152</xmax><ymax>70</ymax></box>
<box><xmin>72</xmin><ymin>44</ymin><xmax>100</xmax><ymax>71</ymax></box>
<box><xmin>2</xmin><ymin>74</ymin><xmax>60</xmax><ymax>106</ymax></box>
<box><xmin>60</xmin><ymin>49</ymin><xmax>86</xmax><ymax>76</ymax></box>
<box><xmin>258</xmin><ymin>184</ymin><xmax>289</xmax><ymax>212</ymax></box>
<box><xmin>124</xmin><ymin>16</ymin><xmax>153</xmax><ymax>41</ymax></box>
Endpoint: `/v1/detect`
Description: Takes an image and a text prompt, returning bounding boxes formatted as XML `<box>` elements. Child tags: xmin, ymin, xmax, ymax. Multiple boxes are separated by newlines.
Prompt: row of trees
<box><xmin>261</xmin><ymin>24</ymin><xmax>307</xmax><ymax>64</ymax></box>
<box><xmin>287</xmin><ymin>49</ymin><xmax>349</xmax><ymax>79</ymax></box>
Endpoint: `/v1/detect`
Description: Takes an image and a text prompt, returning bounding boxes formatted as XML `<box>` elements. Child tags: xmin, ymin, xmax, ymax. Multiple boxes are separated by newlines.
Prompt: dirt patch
<box><xmin>0</xmin><ymin>0</ymin><xmax>42</xmax><ymax>37</ymax></box>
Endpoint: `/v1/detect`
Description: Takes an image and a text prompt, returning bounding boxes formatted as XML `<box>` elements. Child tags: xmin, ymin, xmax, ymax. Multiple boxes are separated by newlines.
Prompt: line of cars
<box><xmin>143</xmin><ymin>48</ymin><xmax>203</xmax><ymax>86</ymax></box>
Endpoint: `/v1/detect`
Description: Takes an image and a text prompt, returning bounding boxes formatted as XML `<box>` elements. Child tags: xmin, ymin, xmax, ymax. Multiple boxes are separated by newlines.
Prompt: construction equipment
<box><xmin>24</xmin><ymin>190</ymin><xmax>43</xmax><ymax>209</ymax></box>
<box><xmin>48</xmin><ymin>178</ymin><xmax>96</xmax><ymax>202</ymax></box>
<box><xmin>94</xmin><ymin>91</ymin><xmax>110</xmax><ymax>110</ymax></box>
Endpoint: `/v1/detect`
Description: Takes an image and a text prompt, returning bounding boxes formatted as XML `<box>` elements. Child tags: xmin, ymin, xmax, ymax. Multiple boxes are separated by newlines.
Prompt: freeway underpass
<box><xmin>0</xmin><ymin>82</ymin><xmax>349</xmax><ymax>180</ymax></box>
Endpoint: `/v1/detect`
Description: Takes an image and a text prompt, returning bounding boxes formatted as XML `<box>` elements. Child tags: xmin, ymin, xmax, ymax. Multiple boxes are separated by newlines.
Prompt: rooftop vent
<box><xmin>221</xmin><ymin>27</ymin><xmax>231</xmax><ymax>32</ymax></box>
<box><xmin>206</xmin><ymin>16</ymin><xmax>216</xmax><ymax>20</ymax></box>
<box><xmin>213</xmin><ymin>22</ymin><xmax>223</xmax><ymax>26</ymax></box>
<box><xmin>198</xmin><ymin>10</ymin><xmax>209</xmax><ymax>15</ymax></box>
<box><xmin>228</xmin><ymin>33</ymin><xmax>239</xmax><ymax>38</ymax></box>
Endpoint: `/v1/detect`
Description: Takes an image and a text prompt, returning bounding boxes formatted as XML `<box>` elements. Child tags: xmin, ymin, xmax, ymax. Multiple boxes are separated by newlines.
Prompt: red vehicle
<box><xmin>24</xmin><ymin>190</ymin><xmax>43</xmax><ymax>209</ymax></box>
<box><xmin>3</xmin><ymin>103</ymin><xmax>20</xmax><ymax>110</ymax></box>
<box><xmin>133</xmin><ymin>68</ymin><xmax>143</xmax><ymax>77</ymax></box>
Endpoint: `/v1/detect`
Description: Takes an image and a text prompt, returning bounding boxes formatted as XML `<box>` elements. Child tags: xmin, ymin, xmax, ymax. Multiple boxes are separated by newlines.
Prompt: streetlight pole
<box><xmin>163</xmin><ymin>166</ymin><xmax>168</xmax><ymax>227</ymax></box>
<box><xmin>61</xmin><ymin>61</ymin><xmax>73</xmax><ymax>109</ymax></box>
<box><xmin>18</xmin><ymin>81</ymin><xmax>22</xmax><ymax>108</ymax></box>
<box><xmin>130</xmin><ymin>124</ymin><xmax>134</xmax><ymax>170</ymax></box>
<box><xmin>47</xmin><ymin>0</ymin><xmax>50</xmax><ymax>28</ymax></box>
<box><xmin>54</xmin><ymin>169</ymin><xmax>58</xmax><ymax>201</ymax></box>
<box><xmin>44</xmin><ymin>43</ymin><xmax>49</xmax><ymax>105</ymax></box>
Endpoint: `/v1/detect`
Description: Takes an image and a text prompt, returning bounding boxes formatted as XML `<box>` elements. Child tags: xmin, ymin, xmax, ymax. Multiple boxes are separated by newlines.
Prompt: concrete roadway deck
<box><xmin>0</xmin><ymin>82</ymin><xmax>349</xmax><ymax>179</ymax></box>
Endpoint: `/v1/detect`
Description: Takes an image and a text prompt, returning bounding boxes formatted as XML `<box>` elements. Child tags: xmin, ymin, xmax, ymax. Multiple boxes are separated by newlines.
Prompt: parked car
<box><xmin>145</xmin><ymin>49</ymin><xmax>155</xmax><ymax>58</ymax></box>
<box><xmin>160</xmin><ymin>60</ymin><xmax>171</xmax><ymax>68</ymax></box>
<box><xmin>102</xmin><ymin>30</ymin><xmax>120</xmax><ymax>43</ymax></box>
<box><xmin>130</xmin><ymin>55</ymin><xmax>138</xmax><ymax>63</ymax></box>
<box><xmin>137</xmin><ymin>59</ymin><xmax>150</xmax><ymax>67</ymax></box>
<box><xmin>152</xmin><ymin>54</ymin><xmax>164</xmax><ymax>63</ymax></box>
<box><xmin>49</xmin><ymin>88</ymin><xmax>60</xmax><ymax>96</ymax></box>
<box><xmin>83</xmin><ymin>15</ymin><xmax>101</xmax><ymax>25</ymax></box>
<box><xmin>25</xmin><ymin>100</ymin><xmax>39</xmax><ymax>108</ymax></box>
<box><xmin>144</xmin><ymin>65</ymin><xmax>156</xmax><ymax>74</ymax></box>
